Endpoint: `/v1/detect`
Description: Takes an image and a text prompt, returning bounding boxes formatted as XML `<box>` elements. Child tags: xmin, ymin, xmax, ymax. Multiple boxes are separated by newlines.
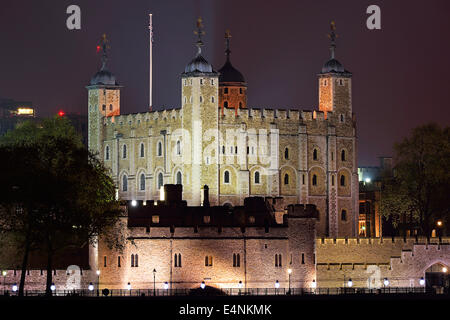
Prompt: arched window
<box><xmin>254</xmin><ymin>171</ymin><xmax>260</xmax><ymax>184</ymax></box>
<box><xmin>284</xmin><ymin>173</ymin><xmax>289</xmax><ymax>185</ymax></box>
<box><xmin>312</xmin><ymin>174</ymin><xmax>317</xmax><ymax>186</ymax></box>
<box><xmin>178</xmin><ymin>254</ymin><xmax>181</xmax><ymax>267</ymax></box>
<box><xmin>341</xmin><ymin>209</ymin><xmax>347</xmax><ymax>221</ymax></box>
<box><xmin>135</xmin><ymin>254</ymin><xmax>138</xmax><ymax>267</ymax></box>
<box><xmin>313</xmin><ymin>148</ymin><xmax>318</xmax><ymax>160</ymax></box>
<box><xmin>158</xmin><ymin>172</ymin><xmax>163</xmax><ymax>189</ymax></box>
<box><xmin>341</xmin><ymin>150</ymin><xmax>346</xmax><ymax>161</ymax></box>
<box><xmin>122</xmin><ymin>145</ymin><xmax>127</xmax><ymax>159</ymax></box>
<box><xmin>224</xmin><ymin>170</ymin><xmax>230</xmax><ymax>184</ymax></box>
<box><xmin>176</xmin><ymin>140</ymin><xmax>181</xmax><ymax>155</ymax></box>
<box><xmin>205</xmin><ymin>256</ymin><xmax>213</xmax><ymax>266</ymax></box>
<box><xmin>284</xmin><ymin>147</ymin><xmax>289</xmax><ymax>160</ymax></box>
<box><xmin>131</xmin><ymin>254</ymin><xmax>134</xmax><ymax>267</ymax></box>
<box><xmin>275</xmin><ymin>254</ymin><xmax>282</xmax><ymax>267</ymax></box>
<box><xmin>176</xmin><ymin>171</ymin><xmax>182</xmax><ymax>185</ymax></box>
<box><xmin>200</xmin><ymin>96</ymin><xmax>203</xmax><ymax>103</ymax></box>
<box><xmin>105</xmin><ymin>146</ymin><xmax>110</xmax><ymax>160</ymax></box>
<box><xmin>157</xmin><ymin>141</ymin><xmax>162</xmax><ymax>156</ymax></box>
<box><xmin>118</xmin><ymin>256</ymin><xmax>121</xmax><ymax>267</ymax></box>
<box><xmin>224</xmin><ymin>101</ymin><xmax>228</xmax><ymax>108</ymax></box>
<box><xmin>122</xmin><ymin>175</ymin><xmax>128</xmax><ymax>191</ymax></box>
<box><xmin>140</xmin><ymin>143</ymin><xmax>145</xmax><ymax>157</ymax></box>
<box><xmin>140</xmin><ymin>173</ymin><xmax>145</xmax><ymax>191</ymax></box>
<box><xmin>340</xmin><ymin>175</ymin><xmax>346</xmax><ymax>186</ymax></box>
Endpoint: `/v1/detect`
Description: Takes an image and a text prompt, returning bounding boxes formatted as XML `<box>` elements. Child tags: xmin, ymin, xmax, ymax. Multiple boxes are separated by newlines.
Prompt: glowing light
<box><xmin>17</xmin><ymin>108</ymin><xmax>34</xmax><ymax>115</ymax></box>
<box><xmin>96</xmin><ymin>45</ymin><xmax>101</xmax><ymax>53</ymax></box>
<box><xmin>364</xmin><ymin>178</ymin><xmax>371</xmax><ymax>183</ymax></box>
<box><xmin>12</xmin><ymin>284</ymin><xmax>18</xmax><ymax>292</ymax></box>
<box><xmin>164</xmin><ymin>282</ymin><xmax>169</xmax><ymax>290</ymax></box>
<box><xmin>383</xmin><ymin>278</ymin><xmax>389</xmax><ymax>286</ymax></box>
<box><xmin>131</xmin><ymin>200</ymin><xmax>137</xmax><ymax>207</ymax></box>
<box><xmin>58</xmin><ymin>110</ymin><xmax>65</xmax><ymax>117</ymax></box>
<box><xmin>288</xmin><ymin>268</ymin><xmax>292</xmax><ymax>274</ymax></box>
<box><xmin>437</xmin><ymin>220</ymin><xmax>443</xmax><ymax>227</ymax></box>
<box><xmin>88</xmin><ymin>283</ymin><xmax>94</xmax><ymax>291</ymax></box>
<box><xmin>159</xmin><ymin>186</ymin><xmax>165</xmax><ymax>201</ymax></box>
<box><xmin>311</xmin><ymin>280</ymin><xmax>317</xmax><ymax>289</ymax></box>
<box><xmin>419</xmin><ymin>277</ymin><xmax>425</xmax><ymax>286</ymax></box>
<box><xmin>96</xmin><ymin>270</ymin><xmax>101</xmax><ymax>276</ymax></box>
<box><xmin>347</xmin><ymin>279</ymin><xmax>353</xmax><ymax>287</ymax></box>
<box><xmin>127</xmin><ymin>282</ymin><xmax>131</xmax><ymax>290</ymax></box>
<box><xmin>2</xmin><ymin>271</ymin><xmax>6</xmax><ymax>277</ymax></box>
<box><xmin>238</xmin><ymin>281</ymin><xmax>243</xmax><ymax>289</ymax></box>
<box><xmin>200</xmin><ymin>281</ymin><xmax>205</xmax><ymax>289</ymax></box>
<box><xmin>50</xmin><ymin>283</ymin><xmax>56</xmax><ymax>291</ymax></box>
<box><xmin>443</xmin><ymin>267</ymin><xmax>448</xmax><ymax>273</ymax></box>
<box><xmin>274</xmin><ymin>280</ymin><xmax>280</xmax><ymax>289</ymax></box>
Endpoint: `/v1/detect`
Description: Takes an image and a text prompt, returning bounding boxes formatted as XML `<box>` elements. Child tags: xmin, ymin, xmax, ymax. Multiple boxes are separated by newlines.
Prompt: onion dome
<box><xmin>182</xmin><ymin>18</ymin><xmax>217</xmax><ymax>76</ymax></box>
<box><xmin>90</xmin><ymin>34</ymin><xmax>119</xmax><ymax>86</ymax></box>
<box><xmin>218</xmin><ymin>30</ymin><xmax>245</xmax><ymax>83</ymax></box>
<box><xmin>320</xmin><ymin>21</ymin><xmax>351</xmax><ymax>75</ymax></box>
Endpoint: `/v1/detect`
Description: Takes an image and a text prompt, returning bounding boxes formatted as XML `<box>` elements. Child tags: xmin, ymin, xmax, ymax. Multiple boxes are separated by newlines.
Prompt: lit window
<box><xmin>233</xmin><ymin>254</ymin><xmax>240</xmax><ymax>267</ymax></box>
<box><xmin>275</xmin><ymin>254</ymin><xmax>282</xmax><ymax>267</ymax></box>
<box><xmin>205</xmin><ymin>256</ymin><xmax>213</xmax><ymax>267</ymax></box>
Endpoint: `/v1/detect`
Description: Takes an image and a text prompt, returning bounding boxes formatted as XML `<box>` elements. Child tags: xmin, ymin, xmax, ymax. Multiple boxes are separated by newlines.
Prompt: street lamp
<box><xmin>311</xmin><ymin>279</ymin><xmax>317</xmax><ymax>289</ymax></box>
<box><xmin>12</xmin><ymin>283</ymin><xmax>18</xmax><ymax>292</ymax></box>
<box><xmin>419</xmin><ymin>277</ymin><xmax>425</xmax><ymax>286</ymax></box>
<box><xmin>88</xmin><ymin>282</ymin><xmax>94</xmax><ymax>291</ymax></box>
<box><xmin>153</xmin><ymin>269</ymin><xmax>157</xmax><ymax>296</ymax></box>
<box><xmin>131</xmin><ymin>200</ymin><xmax>137</xmax><ymax>207</ymax></box>
<box><xmin>50</xmin><ymin>283</ymin><xmax>56</xmax><ymax>292</ymax></box>
<box><xmin>442</xmin><ymin>267</ymin><xmax>448</xmax><ymax>273</ymax></box>
<box><xmin>164</xmin><ymin>282</ymin><xmax>169</xmax><ymax>290</ymax></box>
<box><xmin>437</xmin><ymin>220</ymin><xmax>443</xmax><ymax>227</ymax></box>
<box><xmin>287</xmin><ymin>269</ymin><xmax>292</xmax><ymax>294</ymax></box>
<box><xmin>383</xmin><ymin>278</ymin><xmax>389</xmax><ymax>287</ymax></box>
<box><xmin>96</xmin><ymin>270</ymin><xmax>101</xmax><ymax>296</ymax></box>
<box><xmin>127</xmin><ymin>282</ymin><xmax>131</xmax><ymax>290</ymax></box>
<box><xmin>2</xmin><ymin>270</ymin><xmax>6</xmax><ymax>291</ymax></box>
<box><xmin>238</xmin><ymin>280</ymin><xmax>243</xmax><ymax>295</ymax></box>
<box><xmin>347</xmin><ymin>278</ymin><xmax>353</xmax><ymax>288</ymax></box>
<box><xmin>200</xmin><ymin>281</ymin><xmax>206</xmax><ymax>289</ymax></box>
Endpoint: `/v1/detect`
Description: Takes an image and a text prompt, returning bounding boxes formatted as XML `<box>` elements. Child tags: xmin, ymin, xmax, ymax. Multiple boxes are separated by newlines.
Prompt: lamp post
<box><xmin>50</xmin><ymin>283</ymin><xmax>56</xmax><ymax>296</ymax></box>
<box><xmin>419</xmin><ymin>277</ymin><xmax>425</xmax><ymax>286</ymax></box>
<box><xmin>2</xmin><ymin>270</ymin><xmax>6</xmax><ymax>292</ymax></box>
<box><xmin>96</xmin><ymin>270</ymin><xmax>100</xmax><ymax>296</ymax></box>
<box><xmin>287</xmin><ymin>269</ymin><xmax>292</xmax><ymax>294</ymax></box>
<box><xmin>88</xmin><ymin>282</ymin><xmax>94</xmax><ymax>292</ymax></box>
<box><xmin>12</xmin><ymin>283</ymin><xmax>18</xmax><ymax>293</ymax></box>
<box><xmin>238</xmin><ymin>281</ymin><xmax>243</xmax><ymax>295</ymax></box>
<box><xmin>153</xmin><ymin>269</ymin><xmax>157</xmax><ymax>296</ymax></box>
<box><xmin>347</xmin><ymin>278</ymin><xmax>353</xmax><ymax>288</ymax></box>
<box><xmin>275</xmin><ymin>280</ymin><xmax>279</xmax><ymax>295</ymax></box>
<box><xmin>201</xmin><ymin>281</ymin><xmax>206</xmax><ymax>289</ymax></box>
<box><xmin>383</xmin><ymin>278</ymin><xmax>389</xmax><ymax>292</ymax></box>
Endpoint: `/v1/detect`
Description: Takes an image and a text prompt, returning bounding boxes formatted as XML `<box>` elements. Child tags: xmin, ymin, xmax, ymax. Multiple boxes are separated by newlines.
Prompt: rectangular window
<box><xmin>301</xmin><ymin>253</ymin><xmax>305</xmax><ymax>264</ymax></box>
<box><xmin>103</xmin><ymin>256</ymin><xmax>107</xmax><ymax>267</ymax></box>
<box><xmin>118</xmin><ymin>256</ymin><xmax>121</xmax><ymax>268</ymax></box>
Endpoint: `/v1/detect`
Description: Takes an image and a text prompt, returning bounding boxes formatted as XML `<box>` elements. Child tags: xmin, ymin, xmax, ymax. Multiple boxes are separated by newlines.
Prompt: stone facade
<box><xmin>87</xmin><ymin>30</ymin><xmax>359</xmax><ymax>238</ymax></box>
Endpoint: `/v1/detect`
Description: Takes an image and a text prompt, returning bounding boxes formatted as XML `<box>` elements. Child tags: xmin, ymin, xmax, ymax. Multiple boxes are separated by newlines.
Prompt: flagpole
<box><xmin>149</xmin><ymin>13</ymin><xmax>153</xmax><ymax>111</ymax></box>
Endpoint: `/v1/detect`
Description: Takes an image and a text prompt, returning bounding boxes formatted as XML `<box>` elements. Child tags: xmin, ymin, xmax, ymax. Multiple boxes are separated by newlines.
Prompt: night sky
<box><xmin>1</xmin><ymin>0</ymin><xmax>449</xmax><ymax>165</ymax></box>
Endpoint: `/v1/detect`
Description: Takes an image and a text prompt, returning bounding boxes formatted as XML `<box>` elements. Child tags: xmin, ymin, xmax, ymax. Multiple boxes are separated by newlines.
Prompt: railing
<box><xmin>0</xmin><ymin>287</ymin><xmax>440</xmax><ymax>297</ymax></box>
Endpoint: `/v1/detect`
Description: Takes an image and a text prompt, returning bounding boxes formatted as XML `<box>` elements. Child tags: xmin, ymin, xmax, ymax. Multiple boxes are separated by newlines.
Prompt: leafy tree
<box><xmin>0</xmin><ymin>117</ymin><xmax>124</xmax><ymax>295</ymax></box>
<box><xmin>381</xmin><ymin>123</ymin><xmax>450</xmax><ymax>236</ymax></box>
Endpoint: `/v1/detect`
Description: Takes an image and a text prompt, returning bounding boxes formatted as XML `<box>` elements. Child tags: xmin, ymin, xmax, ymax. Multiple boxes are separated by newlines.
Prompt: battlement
<box><xmin>317</xmin><ymin>237</ymin><xmax>450</xmax><ymax>246</ymax></box>
<box><xmin>221</xmin><ymin>107</ymin><xmax>329</xmax><ymax>124</ymax></box>
<box><xmin>104</xmin><ymin>108</ymin><xmax>182</xmax><ymax>127</ymax></box>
